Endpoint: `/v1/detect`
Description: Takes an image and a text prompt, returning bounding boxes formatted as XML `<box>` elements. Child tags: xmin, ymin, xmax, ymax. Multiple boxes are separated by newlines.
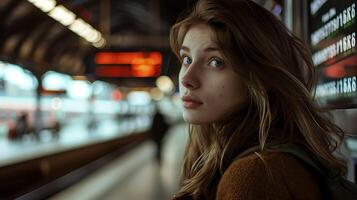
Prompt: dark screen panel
<box><xmin>308</xmin><ymin>0</ymin><xmax>356</xmax><ymax>108</ymax></box>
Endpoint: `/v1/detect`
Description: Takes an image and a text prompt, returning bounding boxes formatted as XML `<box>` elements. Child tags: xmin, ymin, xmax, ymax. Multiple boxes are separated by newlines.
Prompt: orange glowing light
<box><xmin>132</xmin><ymin>64</ymin><xmax>156</xmax><ymax>77</ymax></box>
<box><xmin>95</xmin><ymin>51</ymin><xmax>162</xmax><ymax>78</ymax></box>
<box><xmin>95</xmin><ymin>52</ymin><xmax>162</xmax><ymax>65</ymax></box>
<box><xmin>323</xmin><ymin>56</ymin><xmax>357</xmax><ymax>78</ymax></box>
<box><xmin>325</xmin><ymin>67</ymin><xmax>346</xmax><ymax>78</ymax></box>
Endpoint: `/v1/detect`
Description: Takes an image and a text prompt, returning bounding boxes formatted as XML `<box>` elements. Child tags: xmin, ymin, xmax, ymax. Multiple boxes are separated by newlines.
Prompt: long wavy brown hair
<box><xmin>169</xmin><ymin>0</ymin><xmax>346</xmax><ymax>199</ymax></box>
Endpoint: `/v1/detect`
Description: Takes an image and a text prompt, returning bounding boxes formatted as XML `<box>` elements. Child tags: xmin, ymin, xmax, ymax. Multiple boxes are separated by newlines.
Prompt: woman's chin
<box><xmin>183</xmin><ymin>115</ymin><xmax>210</xmax><ymax>125</ymax></box>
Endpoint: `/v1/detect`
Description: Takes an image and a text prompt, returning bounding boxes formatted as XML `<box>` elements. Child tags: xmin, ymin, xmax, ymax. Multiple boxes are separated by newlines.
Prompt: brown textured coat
<box><xmin>216</xmin><ymin>152</ymin><xmax>323</xmax><ymax>200</ymax></box>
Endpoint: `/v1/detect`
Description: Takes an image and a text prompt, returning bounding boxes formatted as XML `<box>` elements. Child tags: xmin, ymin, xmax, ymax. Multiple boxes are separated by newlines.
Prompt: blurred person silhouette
<box><xmin>150</xmin><ymin>105</ymin><xmax>169</xmax><ymax>164</ymax></box>
<box><xmin>169</xmin><ymin>0</ymin><xmax>356</xmax><ymax>199</ymax></box>
<box><xmin>52</xmin><ymin>120</ymin><xmax>61</xmax><ymax>140</ymax></box>
<box><xmin>87</xmin><ymin>118</ymin><xmax>98</xmax><ymax>134</ymax></box>
<box><xmin>14</xmin><ymin>112</ymin><xmax>29</xmax><ymax>139</ymax></box>
<box><xmin>87</xmin><ymin>93</ymin><xmax>98</xmax><ymax>135</ymax></box>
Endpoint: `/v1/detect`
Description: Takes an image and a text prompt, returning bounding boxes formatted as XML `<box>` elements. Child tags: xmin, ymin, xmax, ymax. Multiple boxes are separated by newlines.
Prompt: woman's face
<box><xmin>179</xmin><ymin>24</ymin><xmax>248</xmax><ymax>124</ymax></box>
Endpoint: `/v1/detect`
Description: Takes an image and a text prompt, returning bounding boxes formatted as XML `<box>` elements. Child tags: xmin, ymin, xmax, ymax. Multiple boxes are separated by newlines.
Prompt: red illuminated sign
<box><xmin>95</xmin><ymin>52</ymin><xmax>162</xmax><ymax>78</ymax></box>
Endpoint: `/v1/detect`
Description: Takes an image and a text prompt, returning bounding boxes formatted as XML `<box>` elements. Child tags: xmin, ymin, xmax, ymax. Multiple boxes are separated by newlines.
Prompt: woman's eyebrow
<box><xmin>203</xmin><ymin>47</ymin><xmax>220</xmax><ymax>52</ymax></box>
<box><xmin>180</xmin><ymin>46</ymin><xmax>220</xmax><ymax>52</ymax></box>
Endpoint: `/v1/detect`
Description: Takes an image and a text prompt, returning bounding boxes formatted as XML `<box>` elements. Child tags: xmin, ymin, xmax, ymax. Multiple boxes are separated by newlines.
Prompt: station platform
<box><xmin>0</xmin><ymin>115</ymin><xmax>152</xmax><ymax>168</ymax></box>
<box><xmin>1</xmin><ymin>116</ymin><xmax>188</xmax><ymax>200</ymax></box>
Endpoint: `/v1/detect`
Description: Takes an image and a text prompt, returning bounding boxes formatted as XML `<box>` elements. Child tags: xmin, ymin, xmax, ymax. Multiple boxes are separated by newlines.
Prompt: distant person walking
<box><xmin>150</xmin><ymin>109</ymin><xmax>169</xmax><ymax>164</ymax></box>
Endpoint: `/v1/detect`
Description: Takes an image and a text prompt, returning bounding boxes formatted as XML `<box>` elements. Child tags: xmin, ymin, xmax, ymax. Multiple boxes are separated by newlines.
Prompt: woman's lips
<box><xmin>183</xmin><ymin>100</ymin><xmax>203</xmax><ymax>109</ymax></box>
<box><xmin>182</xmin><ymin>96</ymin><xmax>203</xmax><ymax>109</ymax></box>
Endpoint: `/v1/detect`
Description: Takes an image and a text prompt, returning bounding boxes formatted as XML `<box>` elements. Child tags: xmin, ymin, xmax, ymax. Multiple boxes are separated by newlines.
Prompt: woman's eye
<box><xmin>209</xmin><ymin>58</ymin><xmax>224</xmax><ymax>68</ymax></box>
<box><xmin>182</xmin><ymin>56</ymin><xmax>192</xmax><ymax>66</ymax></box>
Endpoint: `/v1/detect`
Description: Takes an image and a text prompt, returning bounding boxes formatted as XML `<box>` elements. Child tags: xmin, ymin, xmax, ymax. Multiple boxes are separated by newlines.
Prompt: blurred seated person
<box><xmin>8</xmin><ymin>112</ymin><xmax>29</xmax><ymax>140</ymax></box>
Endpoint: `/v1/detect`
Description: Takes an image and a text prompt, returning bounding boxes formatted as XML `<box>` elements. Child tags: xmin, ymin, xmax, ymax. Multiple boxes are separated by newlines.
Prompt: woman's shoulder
<box><xmin>216</xmin><ymin>151</ymin><xmax>323</xmax><ymax>200</ymax></box>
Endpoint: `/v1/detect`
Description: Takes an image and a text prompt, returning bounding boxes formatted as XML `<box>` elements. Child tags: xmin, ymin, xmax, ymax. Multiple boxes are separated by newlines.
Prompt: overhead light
<box><xmin>93</xmin><ymin>38</ymin><xmax>106</xmax><ymax>48</ymax></box>
<box><xmin>26</xmin><ymin>0</ymin><xmax>105</xmax><ymax>48</ymax></box>
<box><xmin>87</xmin><ymin>30</ymin><xmax>102</xmax><ymax>43</ymax></box>
<box><xmin>69</xmin><ymin>19</ymin><xmax>105</xmax><ymax>46</ymax></box>
<box><xmin>49</xmin><ymin>5</ymin><xmax>76</xmax><ymax>26</ymax></box>
<box><xmin>69</xmin><ymin>18</ymin><xmax>87</xmax><ymax>34</ymax></box>
<box><xmin>28</xmin><ymin>0</ymin><xmax>56</xmax><ymax>12</ymax></box>
<box><xmin>84</xmin><ymin>28</ymin><xmax>98</xmax><ymax>42</ymax></box>
<box><xmin>84</xmin><ymin>29</ymin><xmax>101</xmax><ymax>43</ymax></box>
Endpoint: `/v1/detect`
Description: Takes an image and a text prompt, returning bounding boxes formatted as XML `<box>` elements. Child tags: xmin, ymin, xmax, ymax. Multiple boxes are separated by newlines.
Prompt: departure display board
<box><xmin>308</xmin><ymin>0</ymin><xmax>356</xmax><ymax>108</ymax></box>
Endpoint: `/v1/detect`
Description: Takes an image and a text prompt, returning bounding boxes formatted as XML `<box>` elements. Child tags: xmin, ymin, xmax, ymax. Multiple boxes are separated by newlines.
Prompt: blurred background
<box><xmin>0</xmin><ymin>0</ymin><xmax>356</xmax><ymax>199</ymax></box>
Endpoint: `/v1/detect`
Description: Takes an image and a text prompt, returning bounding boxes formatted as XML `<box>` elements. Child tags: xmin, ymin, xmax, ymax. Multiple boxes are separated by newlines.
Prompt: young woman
<box><xmin>169</xmin><ymin>0</ymin><xmax>346</xmax><ymax>199</ymax></box>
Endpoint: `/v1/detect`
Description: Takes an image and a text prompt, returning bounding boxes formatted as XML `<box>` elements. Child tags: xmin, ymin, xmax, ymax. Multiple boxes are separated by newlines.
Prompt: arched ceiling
<box><xmin>0</xmin><ymin>0</ymin><xmax>192</xmax><ymax>79</ymax></box>
<box><xmin>0</xmin><ymin>0</ymin><xmax>282</xmax><ymax>86</ymax></box>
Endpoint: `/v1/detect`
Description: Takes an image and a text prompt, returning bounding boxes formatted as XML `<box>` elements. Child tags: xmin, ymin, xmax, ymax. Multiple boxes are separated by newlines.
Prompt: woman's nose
<box><xmin>181</xmin><ymin>78</ymin><xmax>198</xmax><ymax>89</ymax></box>
<box><xmin>180</xmin><ymin>66</ymin><xmax>200</xmax><ymax>90</ymax></box>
